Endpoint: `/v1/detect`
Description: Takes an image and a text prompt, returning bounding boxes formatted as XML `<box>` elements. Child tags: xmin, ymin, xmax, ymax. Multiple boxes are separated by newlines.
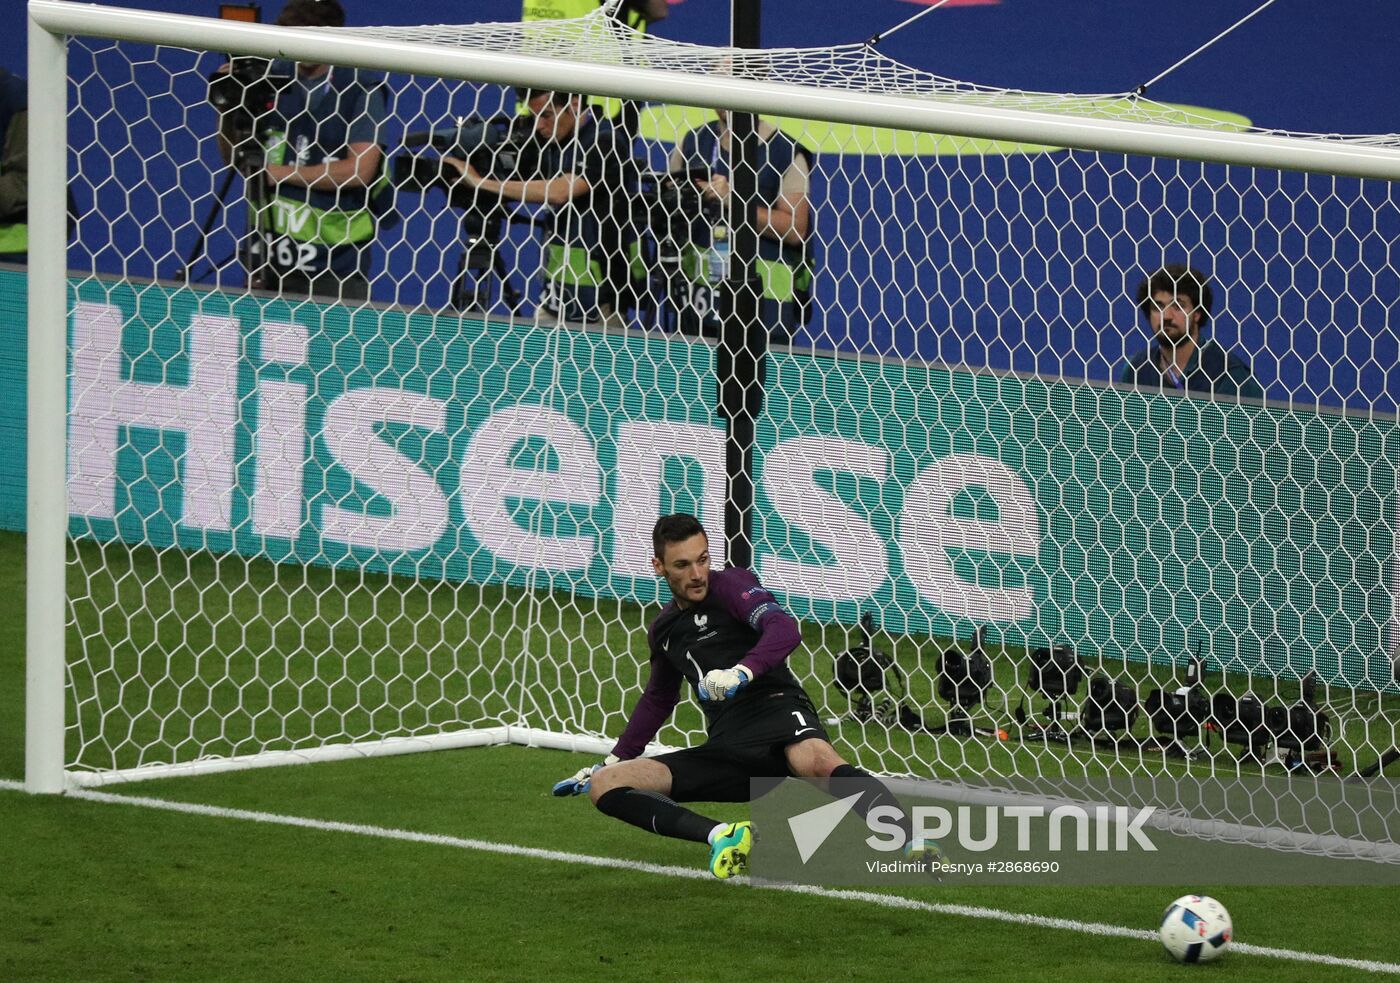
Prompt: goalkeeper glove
<box><xmin>698</xmin><ymin>665</ymin><xmax>753</xmax><ymax>702</ymax></box>
<box><xmin>551</xmin><ymin>754</ymin><xmax>620</xmax><ymax>796</ymax></box>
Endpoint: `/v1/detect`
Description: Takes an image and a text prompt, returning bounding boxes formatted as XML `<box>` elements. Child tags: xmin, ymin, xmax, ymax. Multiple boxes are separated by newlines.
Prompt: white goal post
<box><xmin>20</xmin><ymin>1</ymin><xmax>1400</xmax><ymax>865</ymax></box>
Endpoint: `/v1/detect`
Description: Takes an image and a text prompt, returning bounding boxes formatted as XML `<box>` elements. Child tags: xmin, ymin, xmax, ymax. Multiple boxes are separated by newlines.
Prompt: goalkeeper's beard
<box><xmin>671</xmin><ymin>574</ymin><xmax>708</xmax><ymax>606</ymax></box>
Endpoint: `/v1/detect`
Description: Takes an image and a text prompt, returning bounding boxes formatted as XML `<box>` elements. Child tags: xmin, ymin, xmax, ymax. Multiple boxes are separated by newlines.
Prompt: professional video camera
<box><xmin>1143</xmin><ymin>650</ymin><xmax>1208</xmax><ymax>759</ymax></box>
<box><xmin>933</xmin><ymin>627</ymin><xmax>995</xmax><ymax>737</ymax></box>
<box><xmin>1265</xmin><ymin>671</ymin><xmax>1337</xmax><ymax>771</ymax></box>
<box><xmin>1145</xmin><ymin>686</ymin><xmax>1210</xmax><ymax>758</ymax></box>
<box><xmin>1081</xmin><ymin>672</ymin><xmax>1140</xmax><ymax>748</ymax></box>
<box><xmin>200</xmin><ymin>57</ymin><xmax>297</xmax><ymax>287</ymax></box>
<box><xmin>629</xmin><ymin>167</ymin><xmax>722</xmax><ymax>331</ymax></box>
<box><xmin>1203</xmin><ymin>670</ymin><xmax>1337</xmax><ymax>769</ymax></box>
<box><xmin>392</xmin><ymin>114</ymin><xmax>542</xmax><ymax>203</ymax></box>
<box><xmin>632</xmin><ymin>168</ymin><xmax>718</xmax><ymax>256</ymax></box>
<box><xmin>1209</xmin><ymin>690</ymin><xmax>1271</xmax><ymax>760</ymax></box>
<box><xmin>834</xmin><ymin>612</ymin><xmax>905</xmax><ymax>726</ymax></box>
<box><xmin>207</xmin><ymin>56</ymin><xmax>294</xmax><ymax>171</ymax></box>
<box><xmin>832</xmin><ymin>611</ymin><xmax>937</xmax><ymax>733</ymax></box>
<box><xmin>390</xmin><ymin>114</ymin><xmax>543</xmax><ymax>312</ymax></box>
<box><xmin>1014</xmin><ymin>643</ymin><xmax>1084</xmax><ymax>742</ymax></box>
<box><xmin>832</xmin><ymin>617</ymin><xmax>1008</xmax><ymax>739</ymax></box>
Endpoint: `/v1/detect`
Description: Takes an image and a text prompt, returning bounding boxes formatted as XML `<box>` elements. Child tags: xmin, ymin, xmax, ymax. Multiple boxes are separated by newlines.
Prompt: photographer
<box><xmin>445</xmin><ymin>89</ymin><xmax>628</xmax><ymax>325</ymax></box>
<box><xmin>668</xmin><ymin>110</ymin><xmax>814</xmax><ymax>341</ymax></box>
<box><xmin>521</xmin><ymin>0</ymin><xmax>666</xmax><ymax>138</ymax></box>
<box><xmin>214</xmin><ymin>0</ymin><xmax>388</xmax><ymax>302</ymax></box>
<box><xmin>522</xmin><ymin>0</ymin><xmax>667</xmax><ymax>32</ymax></box>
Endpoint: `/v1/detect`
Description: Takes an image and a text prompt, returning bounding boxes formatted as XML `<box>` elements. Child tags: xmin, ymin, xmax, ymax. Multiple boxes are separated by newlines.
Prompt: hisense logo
<box><xmin>65</xmin><ymin>300</ymin><xmax>1043</xmax><ymax>623</ymax></box>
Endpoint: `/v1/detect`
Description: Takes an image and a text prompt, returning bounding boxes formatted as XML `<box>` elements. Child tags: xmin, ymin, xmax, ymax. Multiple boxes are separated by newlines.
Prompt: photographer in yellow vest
<box><xmin>521</xmin><ymin>0</ymin><xmax>667</xmax><ymax>31</ymax></box>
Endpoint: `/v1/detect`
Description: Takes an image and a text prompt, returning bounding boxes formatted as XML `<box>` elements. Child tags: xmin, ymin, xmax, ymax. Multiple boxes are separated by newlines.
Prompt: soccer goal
<box><xmin>22</xmin><ymin>0</ymin><xmax>1400</xmax><ymax>864</ymax></box>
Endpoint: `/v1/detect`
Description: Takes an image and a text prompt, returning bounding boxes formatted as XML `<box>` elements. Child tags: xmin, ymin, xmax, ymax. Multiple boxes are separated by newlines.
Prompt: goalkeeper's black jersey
<box><xmin>647</xmin><ymin>567</ymin><xmax>802</xmax><ymax>727</ymax></box>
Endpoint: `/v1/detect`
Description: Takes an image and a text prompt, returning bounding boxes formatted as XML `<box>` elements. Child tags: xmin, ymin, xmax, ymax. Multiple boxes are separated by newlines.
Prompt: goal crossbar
<box><xmin>26</xmin><ymin>0</ymin><xmax>1400</xmax><ymax>181</ymax></box>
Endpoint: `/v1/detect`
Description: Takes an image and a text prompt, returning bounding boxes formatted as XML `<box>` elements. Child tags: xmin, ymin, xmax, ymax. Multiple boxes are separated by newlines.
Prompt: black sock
<box><xmin>595</xmin><ymin>786</ymin><xmax>719</xmax><ymax>844</ymax></box>
<box><xmin>830</xmin><ymin>763</ymin><xmax>914</xmax><ymax>847</ymax></box>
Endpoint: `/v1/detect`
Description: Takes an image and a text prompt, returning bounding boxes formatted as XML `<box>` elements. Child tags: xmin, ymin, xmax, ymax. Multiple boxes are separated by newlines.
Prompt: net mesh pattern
<box><xmin>33</xmin><ymin>13</ymin><xmax>1400</xmax><ymax>862</ymax></box>
<box><xmin>342</xmin><ymin>8</ymin><xmax>1399</xmax><ymax>145</ymax></box>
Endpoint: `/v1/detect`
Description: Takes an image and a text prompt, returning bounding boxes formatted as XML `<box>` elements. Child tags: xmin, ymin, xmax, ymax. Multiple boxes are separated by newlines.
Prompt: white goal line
<box><xmin>2</xmin><ymin>778</ymin><xmax>1397</xmax><ymax>976</ymax></box>
<box><xmin>57</xmin><ymin>727</ymin><xmax>1400</xmax><ymax>867</ymax></box>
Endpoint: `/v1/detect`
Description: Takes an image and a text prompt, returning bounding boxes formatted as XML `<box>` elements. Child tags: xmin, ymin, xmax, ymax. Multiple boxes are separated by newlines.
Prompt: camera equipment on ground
<box><xmin>833</xmin><ymin>611</ymin><xmax>907</xmax><ymax>727</ymax></box>
<box><xmin>930</xmin><ymin>626</ymin><xmax>999</xmax><ymax>737</ymax></box>
<box><xmin>1143</xmin><ymin>651</ymin><xmax>1208</xmax><ymax>759</ymax></box>
<box><xmin>1015</xmin><ymin>643</ymin><xmax>1084</xmax><ymax>743</ymax></box>
<box><xmin>1081</xmin><ymin>672</ymin><xmax>1141</xmax><ymax>749</ymax></box>
<box><xmin>833</xmin><ymin>618</ymin><xmax>1006</xmax><ymax>739</ymax></box>
<box><xmin>1209</xmin><ymin>691</ymin><xmax>1272</xmax><ymax>760</ymax></box>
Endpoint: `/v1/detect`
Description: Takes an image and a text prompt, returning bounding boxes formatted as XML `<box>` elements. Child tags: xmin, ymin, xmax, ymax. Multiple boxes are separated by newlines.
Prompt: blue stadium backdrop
<box><xmin>2</xmin><ymin>0</ymin><xmax>1396</xmax><ymax>407</ymax></box>
<box><xmin>0</xmin><ymin>2</ymin><xmax>1397</xmax><ymax>691</ymax></box>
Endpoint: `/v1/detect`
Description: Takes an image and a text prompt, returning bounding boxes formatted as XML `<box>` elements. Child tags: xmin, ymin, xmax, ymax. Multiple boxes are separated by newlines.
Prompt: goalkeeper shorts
<box><xmin>656</xmin><ymin>688</ymin><xmax>829</xmax><ymax>803</ymax></box>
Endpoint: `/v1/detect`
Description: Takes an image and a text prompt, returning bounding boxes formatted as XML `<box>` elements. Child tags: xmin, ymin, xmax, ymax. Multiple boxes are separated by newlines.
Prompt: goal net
<box><xmin>22</xmin><ymin>1</ymin><xmax>1400</xmax><ymax>865</ymax></box>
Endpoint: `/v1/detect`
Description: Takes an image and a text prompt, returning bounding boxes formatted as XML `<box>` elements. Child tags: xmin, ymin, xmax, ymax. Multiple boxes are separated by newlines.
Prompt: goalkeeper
<box><xmin>553</xmin><ymin>513</ymin><xmax>927</xmax><ymax>878</ymax></box>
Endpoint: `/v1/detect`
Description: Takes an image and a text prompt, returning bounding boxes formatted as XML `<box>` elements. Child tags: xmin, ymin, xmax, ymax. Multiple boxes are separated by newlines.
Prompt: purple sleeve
<box><xmin>611</xmin><ymin>654</ymin><xmax>683</xmax><ymax>760</ymax></box>
<box><xmin>711</xmin><ymin>568</ymin><xmax>802</xmax><ymax>678</ymax></box>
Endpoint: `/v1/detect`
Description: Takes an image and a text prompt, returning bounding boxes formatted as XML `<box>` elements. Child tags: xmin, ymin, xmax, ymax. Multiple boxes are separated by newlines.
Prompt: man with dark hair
<box><xmin>552</xmin><ymin>513</ymin><xmax>932</xmax><ymax>878</ymax></box>
<box><xmin>446</xmin><ymin>89</ymin><xmax>627</xmax><ymax>325</ymax></box>
<box><xmin>515</xmin><ymin>2</ymin><xmax>668</xmax><ymax>325</ymax></box>
<box><xmin>277</xmin><ymin>0</ymin><xmax>346</xmax><ymax>28</ymax></box>
<box><xmin>215</xmin><ymin>0</ymin><xmax>389</xmax><ymax>301</ymax></box>
<box><xmin>1119</xmin><ymin>263</ymin><xmax>1261</xmax><ymax>399</ymax></box>
<box><xmin>518</xmin><ymin>2</ymin><xmax>664</xmax><ymax>132</ymax></box>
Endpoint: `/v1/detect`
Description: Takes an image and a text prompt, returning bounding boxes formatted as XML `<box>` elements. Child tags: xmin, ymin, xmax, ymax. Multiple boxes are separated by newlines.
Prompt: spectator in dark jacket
<box><xmin>1120</xmin><ymin>263</ymin><xmax>1262</xmax><ymax>399</ymax></box>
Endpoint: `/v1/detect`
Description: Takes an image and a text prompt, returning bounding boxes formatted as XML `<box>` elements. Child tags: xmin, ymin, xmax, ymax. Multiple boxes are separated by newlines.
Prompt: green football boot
<box><xmin>708</xmin><ymin>821</ymin><xmax>754</xmax><ymax>879</ymax></box>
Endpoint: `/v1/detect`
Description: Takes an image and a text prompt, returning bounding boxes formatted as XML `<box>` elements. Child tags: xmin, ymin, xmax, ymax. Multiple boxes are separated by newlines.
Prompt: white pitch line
<box><xmin>4</xmin><ymin>779</ymin><xmax>1399</xmax><ymax>976</ymax></box>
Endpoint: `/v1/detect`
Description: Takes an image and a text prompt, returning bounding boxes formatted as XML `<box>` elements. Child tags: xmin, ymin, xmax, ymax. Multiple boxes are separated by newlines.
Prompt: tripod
<box><xmin>242</xmin><ymin>165</ymin><xmax>275</xmax><ymax>291</ymax></box>
<box><xmin>448</xmin><ymin>208</ymin><xmax>526</xmax><ymax>315</ymax></box>
<box><xmin>172</xmin><ymin>155</ymin><xmax>275</xmax><ymax>291</ymax></box>
<box><xmin>172</xmin><ymin>166</ymin><xmax>240</xmax><ymax>284</ymax></box>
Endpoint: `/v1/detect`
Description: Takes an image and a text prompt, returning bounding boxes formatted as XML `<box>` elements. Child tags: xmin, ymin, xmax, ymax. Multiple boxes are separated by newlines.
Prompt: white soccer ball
<box><xmin>1159</xmin><ymin>894</ymin><xmax>1233</xmax><ymax>964</ymax></box>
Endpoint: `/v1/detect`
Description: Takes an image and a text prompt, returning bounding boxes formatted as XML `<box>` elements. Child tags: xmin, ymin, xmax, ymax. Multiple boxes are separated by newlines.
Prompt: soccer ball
<box><xmin>1159</xmin><ymin>895</ymin><xmax>1232</xmax><ymax>963</ymax></box>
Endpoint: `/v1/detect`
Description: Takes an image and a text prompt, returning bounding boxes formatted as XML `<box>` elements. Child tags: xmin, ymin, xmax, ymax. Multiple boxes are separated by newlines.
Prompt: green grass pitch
<box><xmin>2</xmin><ymin>529</ymin><xmax>1398</xmax><ymax>982</ymax></box>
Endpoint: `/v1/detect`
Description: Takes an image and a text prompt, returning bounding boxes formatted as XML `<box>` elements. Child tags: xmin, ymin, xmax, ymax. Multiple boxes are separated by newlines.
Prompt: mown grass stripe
<box><xmin>4</xmin><ymin>779</ymin><xmax>1395</xmax><ymax>976</ymax></box>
